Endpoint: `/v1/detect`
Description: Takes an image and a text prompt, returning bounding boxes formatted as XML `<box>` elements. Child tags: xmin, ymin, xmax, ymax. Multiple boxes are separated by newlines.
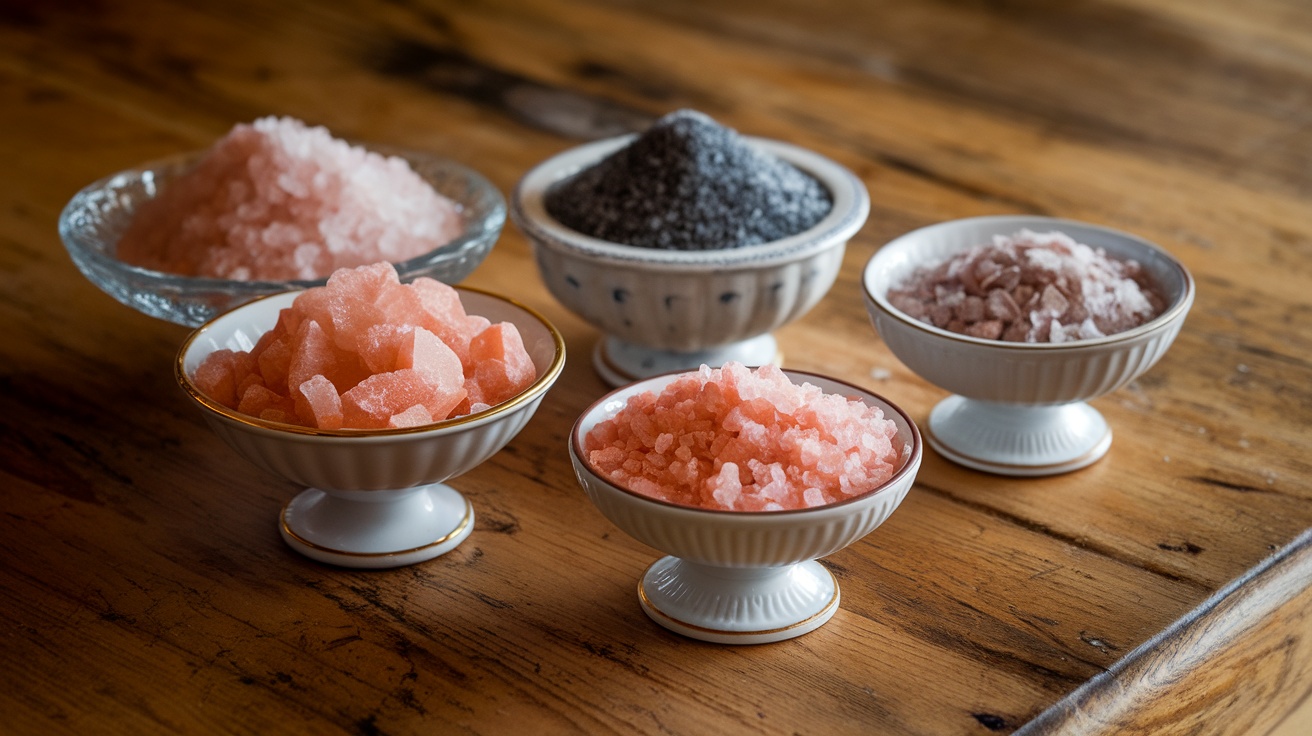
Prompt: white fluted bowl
<box><xmin>177</xmin><ymin>287</ymin><xmax>566</xmax><ymax>568</ymax></box>
<box><xmin>863</xmin><ymin>215</ymin><xmax>1194</xmax><ymax>476</ymax></box>
<box><xmin>570</xmin><ymin>370</ymin><xmax>921</xmax><ymax>644</ymax></box>
<box><xmin>512</xmin><ymin>136</ymin><xmax>869</xmax><ymax>386</ymax></box>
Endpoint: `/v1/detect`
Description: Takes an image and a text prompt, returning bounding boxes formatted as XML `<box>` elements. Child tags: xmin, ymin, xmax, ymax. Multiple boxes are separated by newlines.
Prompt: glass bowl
<box><xmin>862</xmin><ymin>215</ymin><xmax>1195</xmax><ymax>476</ymax></box>
<box><xmin>176</xmin><ymin>286</ymin><xmax>566</xmax><ymax>568</ymax></box>
<box><xmin>569</xmin><ymin>369</ymin><xmax>921</xmax><ymax>644</ymax></box>
<box><xmin>59</xmin><ymin>145</ymin><xmax>505</xmax><ymax>327</ymax></box>
<box><xmin>512</xmin><ymin>136</ymin><xmax>870</xmax><ymax>387</ymax></box>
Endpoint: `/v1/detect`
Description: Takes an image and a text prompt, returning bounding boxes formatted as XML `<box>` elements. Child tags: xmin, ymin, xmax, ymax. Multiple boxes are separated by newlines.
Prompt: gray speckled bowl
<box><xmin>512</xmin><ymin>135</ymin><xmax>869</xmax><ymax>386</ymax></box>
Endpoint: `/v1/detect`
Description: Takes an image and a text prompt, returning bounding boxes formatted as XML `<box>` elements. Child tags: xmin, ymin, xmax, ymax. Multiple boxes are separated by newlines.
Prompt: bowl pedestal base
<box><xmin>593</xmin><ymin>335</ymin><xmax>782</xmax><ymax>387</ymax></box>
<box><xmin>927</xmin><ymin>396</ymin><xmax>1113</xmax><ymax>477</ymax></box>
<box><xmin>637</xmin><ymin>556</ymin><xmax>840</xmax><ymax>645</ymax></box>
<box><xmin>280</xmin><ymin>483</ymin><xmax>475</xmax><ymax>569</ymax></box>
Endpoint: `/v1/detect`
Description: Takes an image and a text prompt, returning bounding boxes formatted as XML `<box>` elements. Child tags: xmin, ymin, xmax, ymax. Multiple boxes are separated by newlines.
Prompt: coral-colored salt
<box><xmin>192</xmin><ymin>262</ymin><xmax>537</xmax><ymax>429</ymax></box>
<box><xmin>583</xmin><ymin>363</ymin><xmax>903</xmax><ymax>511</ymax></box>
<box><xmin>117</xmin><ymin>116</ymin><xmax>464</xmax><ymax>281</ymax></box>
<box><xmin>886</xmin><ymin>230</ymin><xmax>1167</xmax><ymax>343</ymax></box>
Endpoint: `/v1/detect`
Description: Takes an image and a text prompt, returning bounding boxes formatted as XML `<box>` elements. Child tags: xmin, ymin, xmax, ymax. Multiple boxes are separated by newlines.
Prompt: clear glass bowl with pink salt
<box><xmin>176</xmin><ymin>285</ymin><xmax>565</xmax><ymax>569</ymax></box>
<box><xmin>862</xmin><ymin>215</ymin><xmax>1195</xmax><ymax>477</ymax></box>
<box><xmin>569</xmin><ymin>366</ymin><xmax>922</xmax><ymax>645</ymax></box>
<box><xmin>59</xmin><ymin>145</ymin><xmax>504</xmax><ymax>328</ymax></box>
<box><xmin>512</xmin><ymin>134</ymin><xmax>869</xmax><ymax>388</ymax></box>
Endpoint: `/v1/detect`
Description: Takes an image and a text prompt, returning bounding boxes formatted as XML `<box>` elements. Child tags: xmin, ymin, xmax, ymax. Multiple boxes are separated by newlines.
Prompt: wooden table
<box><xmin>3</xmin><ymin>1</ymin><xmax>1310</xmax><ymax>734</ymax></box>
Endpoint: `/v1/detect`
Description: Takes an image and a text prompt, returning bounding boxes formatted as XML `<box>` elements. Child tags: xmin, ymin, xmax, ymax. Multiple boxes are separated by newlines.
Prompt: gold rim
<box><xmin>638</xmin><ymin>562</ymin><xmax>839</xmax><ymax>637</ymax></box>
<box><xmin>176</xmin><ymin>285</ymin><xmax>567</xmax><ymax>437</ymax></box>
<box><xmin>279</xmin><ymin>496</ymin><xmax>474</xmax><ymax>558</ymax></box>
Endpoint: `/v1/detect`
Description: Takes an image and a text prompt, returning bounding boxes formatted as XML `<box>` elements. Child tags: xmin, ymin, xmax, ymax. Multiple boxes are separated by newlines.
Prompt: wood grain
<box><xmin>1</xmin><ymin>1</ymin><xmax>1310</xmax><ymax>734</ymax></box>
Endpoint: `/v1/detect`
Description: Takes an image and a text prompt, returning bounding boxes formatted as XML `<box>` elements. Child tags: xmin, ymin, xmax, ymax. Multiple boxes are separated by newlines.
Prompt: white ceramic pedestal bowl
<box><xmin>569</xmin><ymin>370</ymin><xmax>922</xmax><ymax>644</ymax></box>
<box><xmin>60</xmin><ymin>145</ymin><xmax>505</xmax><ymax>327</ymax></box>
<box><xmin>512</xmin><ymin>136</ymin><xmax>869</xmax><ymax>387</ymax></box>
<box><xmin>862</xmin><ymin>215</ymin><xmax>1195</xmax><ymax>477</ymax></box>
<box><xmin>177</xmin><ymin>287</ymin><xmax>566</xmax><ymax>568</ymax></box>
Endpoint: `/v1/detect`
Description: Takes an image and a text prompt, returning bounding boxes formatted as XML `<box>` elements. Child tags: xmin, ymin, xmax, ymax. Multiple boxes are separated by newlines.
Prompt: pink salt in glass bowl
<box><xmin>176</xmin><ymin>287</ymin><xmax>565</xmax><ymax>569</ymax></box>
<box><xmin>60</xmin><ymin>145</ymin><xmax>505</xmax><ymax>327</ymax></box>
<box><xmin>862</xmin><ymin>215</ymin><xmax>1195</xmax><ymax>477</ymax></box>
<box><xmin>512</xmin><ymin>136</ymin><xmax>869</xmax><ymax>387</ymax></box>
<box><xmin>569</xmin><ymin>370</ymin><xmax>922</xmax><ymax>645</ymax></box>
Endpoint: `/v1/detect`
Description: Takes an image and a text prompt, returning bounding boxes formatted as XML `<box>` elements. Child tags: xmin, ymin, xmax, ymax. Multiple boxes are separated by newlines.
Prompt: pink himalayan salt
<box><xmin>584</xmin><ymin>362</ymin><xmax>903</xmax><ymax>512</ymax></box>
<box><xmin>192</xmin><ymin>262</ymin><xmax>536</xmax><ymax>429</ymax></box>
<box><xmin>117</xmin><ymin>116</ymin><xmax>464</xmax><ymax>281</ymax></box>
<box><xmin>886</xmin><ymin>230</ymin><xmax>1167</xmax><ymax>343</ymax></box>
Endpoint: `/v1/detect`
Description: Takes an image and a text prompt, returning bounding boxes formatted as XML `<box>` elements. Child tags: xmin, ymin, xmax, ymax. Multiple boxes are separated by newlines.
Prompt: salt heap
<box><xmin>544</xmin><ymin>109</ymin><xmax>832</xmax><ymax>251</ymax></box>
<box><xmin>117</xmin><ymin>117</ymin><xmax>464</xmax><ymax>281</ymax></box>
<box><xmin>584</xmin><ymin>363</ymin><xmax>902</xmax><ymax>511</ymax></box>
<box><xmin>886</xmin><ymin>230</ymin><xmax>1166</xmax><ymax>343</ymax></box>
<box><xmin>192</xmin><ymin>262</ymin><xmax>536</xmax><ymax>429</ymax></box>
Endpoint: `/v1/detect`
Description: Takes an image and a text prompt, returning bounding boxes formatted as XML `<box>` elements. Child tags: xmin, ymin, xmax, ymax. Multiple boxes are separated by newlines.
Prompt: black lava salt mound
<box><xmin>544</xmin><ymin>110</ymin><xmax>833</xmax><ymax>251</ymax></box>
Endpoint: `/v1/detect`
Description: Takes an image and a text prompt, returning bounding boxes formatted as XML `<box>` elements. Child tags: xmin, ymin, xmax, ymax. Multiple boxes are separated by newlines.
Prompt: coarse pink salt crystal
<box><xmin>341</xmin><ymin>369</ymin><xmax>441</xmax><ymax>429</ymax></box>
<box><xmin>388</xmin><ymin>404</ymin><xmax>434</xmax><ymax>428</ymax></box>
<box><xmin>296</xmin><ymin>374</ymin><xmax>344</xmax><ymax>430</ymax></box>
<box><xmin>410</xmin><ymin>278</ymin><xmax>480</xmax><ymax>364</ymax></box>
<box><xmin>397</xmin><ymin>327</ymin><xmax>467</xmax><ymax>421</ymax></box>
<box><xmin>238</xmin><ymin>383</ymin><xmax>293</xmax><ymax>420</ymax></box>
<box><xmin>887</xmin><ymin>230</ymin><xmax>1167</xmax><ymax>343</ymax></box>
<box><xmin>190</xmin><ymin>262</ymin><xmax>536</xmax><ymax>429</ymax></box>
<box><xmin>583</xmin><ymin>362</ymin><xmax>903</xmax><ymax>512</ymax></box>
<box><xmin>193</xmin><ymin>349</ymin><xmax>243</xmax><ymax>407</ymax></box>
<box><xmin>116</xmin><ymin>117</ymin><xmax>464</xmax><ymax>281</ymax></box>
<box><xmin>466</xmin><ymin>323</ymin><xmax>536</xmax><ymax>407</ymax></box>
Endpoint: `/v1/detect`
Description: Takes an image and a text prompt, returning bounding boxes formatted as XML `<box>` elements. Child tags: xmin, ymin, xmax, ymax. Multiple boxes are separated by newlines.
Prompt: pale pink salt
<box><xmin>583</xmin><ymin>363</ymin><xmax>903</xmax><ymax>512</ymax></box>
<box><xmin>191</xmin><ymin>262</ymin><xmax>537</xmax><ymax>429</ymax></box>
<box><xmin>887</xmin><ymin>230</ymin><xmax>1167</xmax><ymax>343</ymax></box>
<box><xmin>117</xmin><ymin>116</ymin><xmax>464</xmax><ymax>281</ymax></box>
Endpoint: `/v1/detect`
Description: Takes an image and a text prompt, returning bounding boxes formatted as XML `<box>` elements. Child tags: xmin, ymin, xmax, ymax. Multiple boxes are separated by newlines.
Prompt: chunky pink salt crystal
<box><xmin>886</xmin><ymin>230</ymin><xmax>1167</xmax><ymax>343</ymax></box>
<box><xmin>193</xmin><ymin>349</ymin><xmax>243</xmax><ymax>407</ymax></box>
<box><xmin>583</xmin><ymin>362</ymin><xmax>903</xmax><ymax>512</ymax></box>
<box><xmin>388</xmin><ymin>404</ymin><xmax>434</xmax><ymax>428</ymax></box>
<box><xmin>296</xmin><ymin>374</ymin><xmax>344</xmax><ymax>430</ymax></box>
<box><xmin>466</xmin><ymin>323</ymin><xmax>536</xmax><ymax>407</ymax></box>
<box><xmin>117</xmin><ymin>117</ymin><xmax>464</xmax><ymax>281</ymax></box>
<box><xmin>191</xmin><ymin>262</ymin><xmax>536</xmax><ymax>429</ymax></box>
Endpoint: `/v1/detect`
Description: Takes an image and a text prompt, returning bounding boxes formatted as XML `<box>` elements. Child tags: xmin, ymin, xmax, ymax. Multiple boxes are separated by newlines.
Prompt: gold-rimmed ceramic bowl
<box><xmin>177</xmin><ymin>287</ymin><xmax>565</xmax><ymax>568</ymax></box>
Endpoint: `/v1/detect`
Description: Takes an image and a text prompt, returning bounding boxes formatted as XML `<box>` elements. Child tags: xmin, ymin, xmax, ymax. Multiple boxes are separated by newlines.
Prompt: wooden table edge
<box><xmin>1019</xmin><ymin>528</ymin><xmax>1312</xmax><ymax>735</ymax></box>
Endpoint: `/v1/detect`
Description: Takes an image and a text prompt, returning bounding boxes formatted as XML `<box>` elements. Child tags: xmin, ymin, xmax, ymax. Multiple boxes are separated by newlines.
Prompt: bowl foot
<box><xmin>927</xmin><ymin>396</ymin><xmax>1112</xmax><ymax>477</ymax></box>
<box><xmin>637</xmin><ymin>556</ymin><xmax>840</xmax><ymax>644</ymax></box>
<box><xmin>593</xmin><ymin>335</ymin><xmax>782</xmax><ymax>387</ymax></box>
<box><xmin>280</xmin><ymin>483</ymin><xmax>475</xmax><ymax>568</ymax></box>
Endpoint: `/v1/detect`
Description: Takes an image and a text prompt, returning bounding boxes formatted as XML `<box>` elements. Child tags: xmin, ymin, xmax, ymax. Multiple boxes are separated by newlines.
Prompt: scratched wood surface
<box><xmin>2</xmin><ymin>1</ymin><xmax>1310</xmax><ymax>734</ymax></box>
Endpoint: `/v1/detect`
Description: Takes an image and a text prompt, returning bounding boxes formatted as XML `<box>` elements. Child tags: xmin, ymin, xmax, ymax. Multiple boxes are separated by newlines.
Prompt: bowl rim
<box><xmin>58</xmin><ymin>144</ymin><xmax>507</xmax><ymax>293</ymax></box>
<box><xmin>862</xmin><ymin>215</ymin><xmax>1197</xmax><ymax>350</ymax></box>
<box><xmin>175</xmin><ymin>285</ymin><xmax>567</xmax><ymax>437</ymax></box>
<box><xmin>510</xmin><ymin>135</ymin><xmax>871</xmax><ymax>270</ymax></box>
<box><xmin>569</xmin><ymin>368</ymin><xmax>922</xmax><ymax>516</ymax></box>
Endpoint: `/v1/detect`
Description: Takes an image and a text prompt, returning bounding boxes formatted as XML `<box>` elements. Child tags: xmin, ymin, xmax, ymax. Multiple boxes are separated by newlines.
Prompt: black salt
<box><xmin>544</xmin><ymin>110</ymin><xmax>833</xmax><ymax>250</ymax></box>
